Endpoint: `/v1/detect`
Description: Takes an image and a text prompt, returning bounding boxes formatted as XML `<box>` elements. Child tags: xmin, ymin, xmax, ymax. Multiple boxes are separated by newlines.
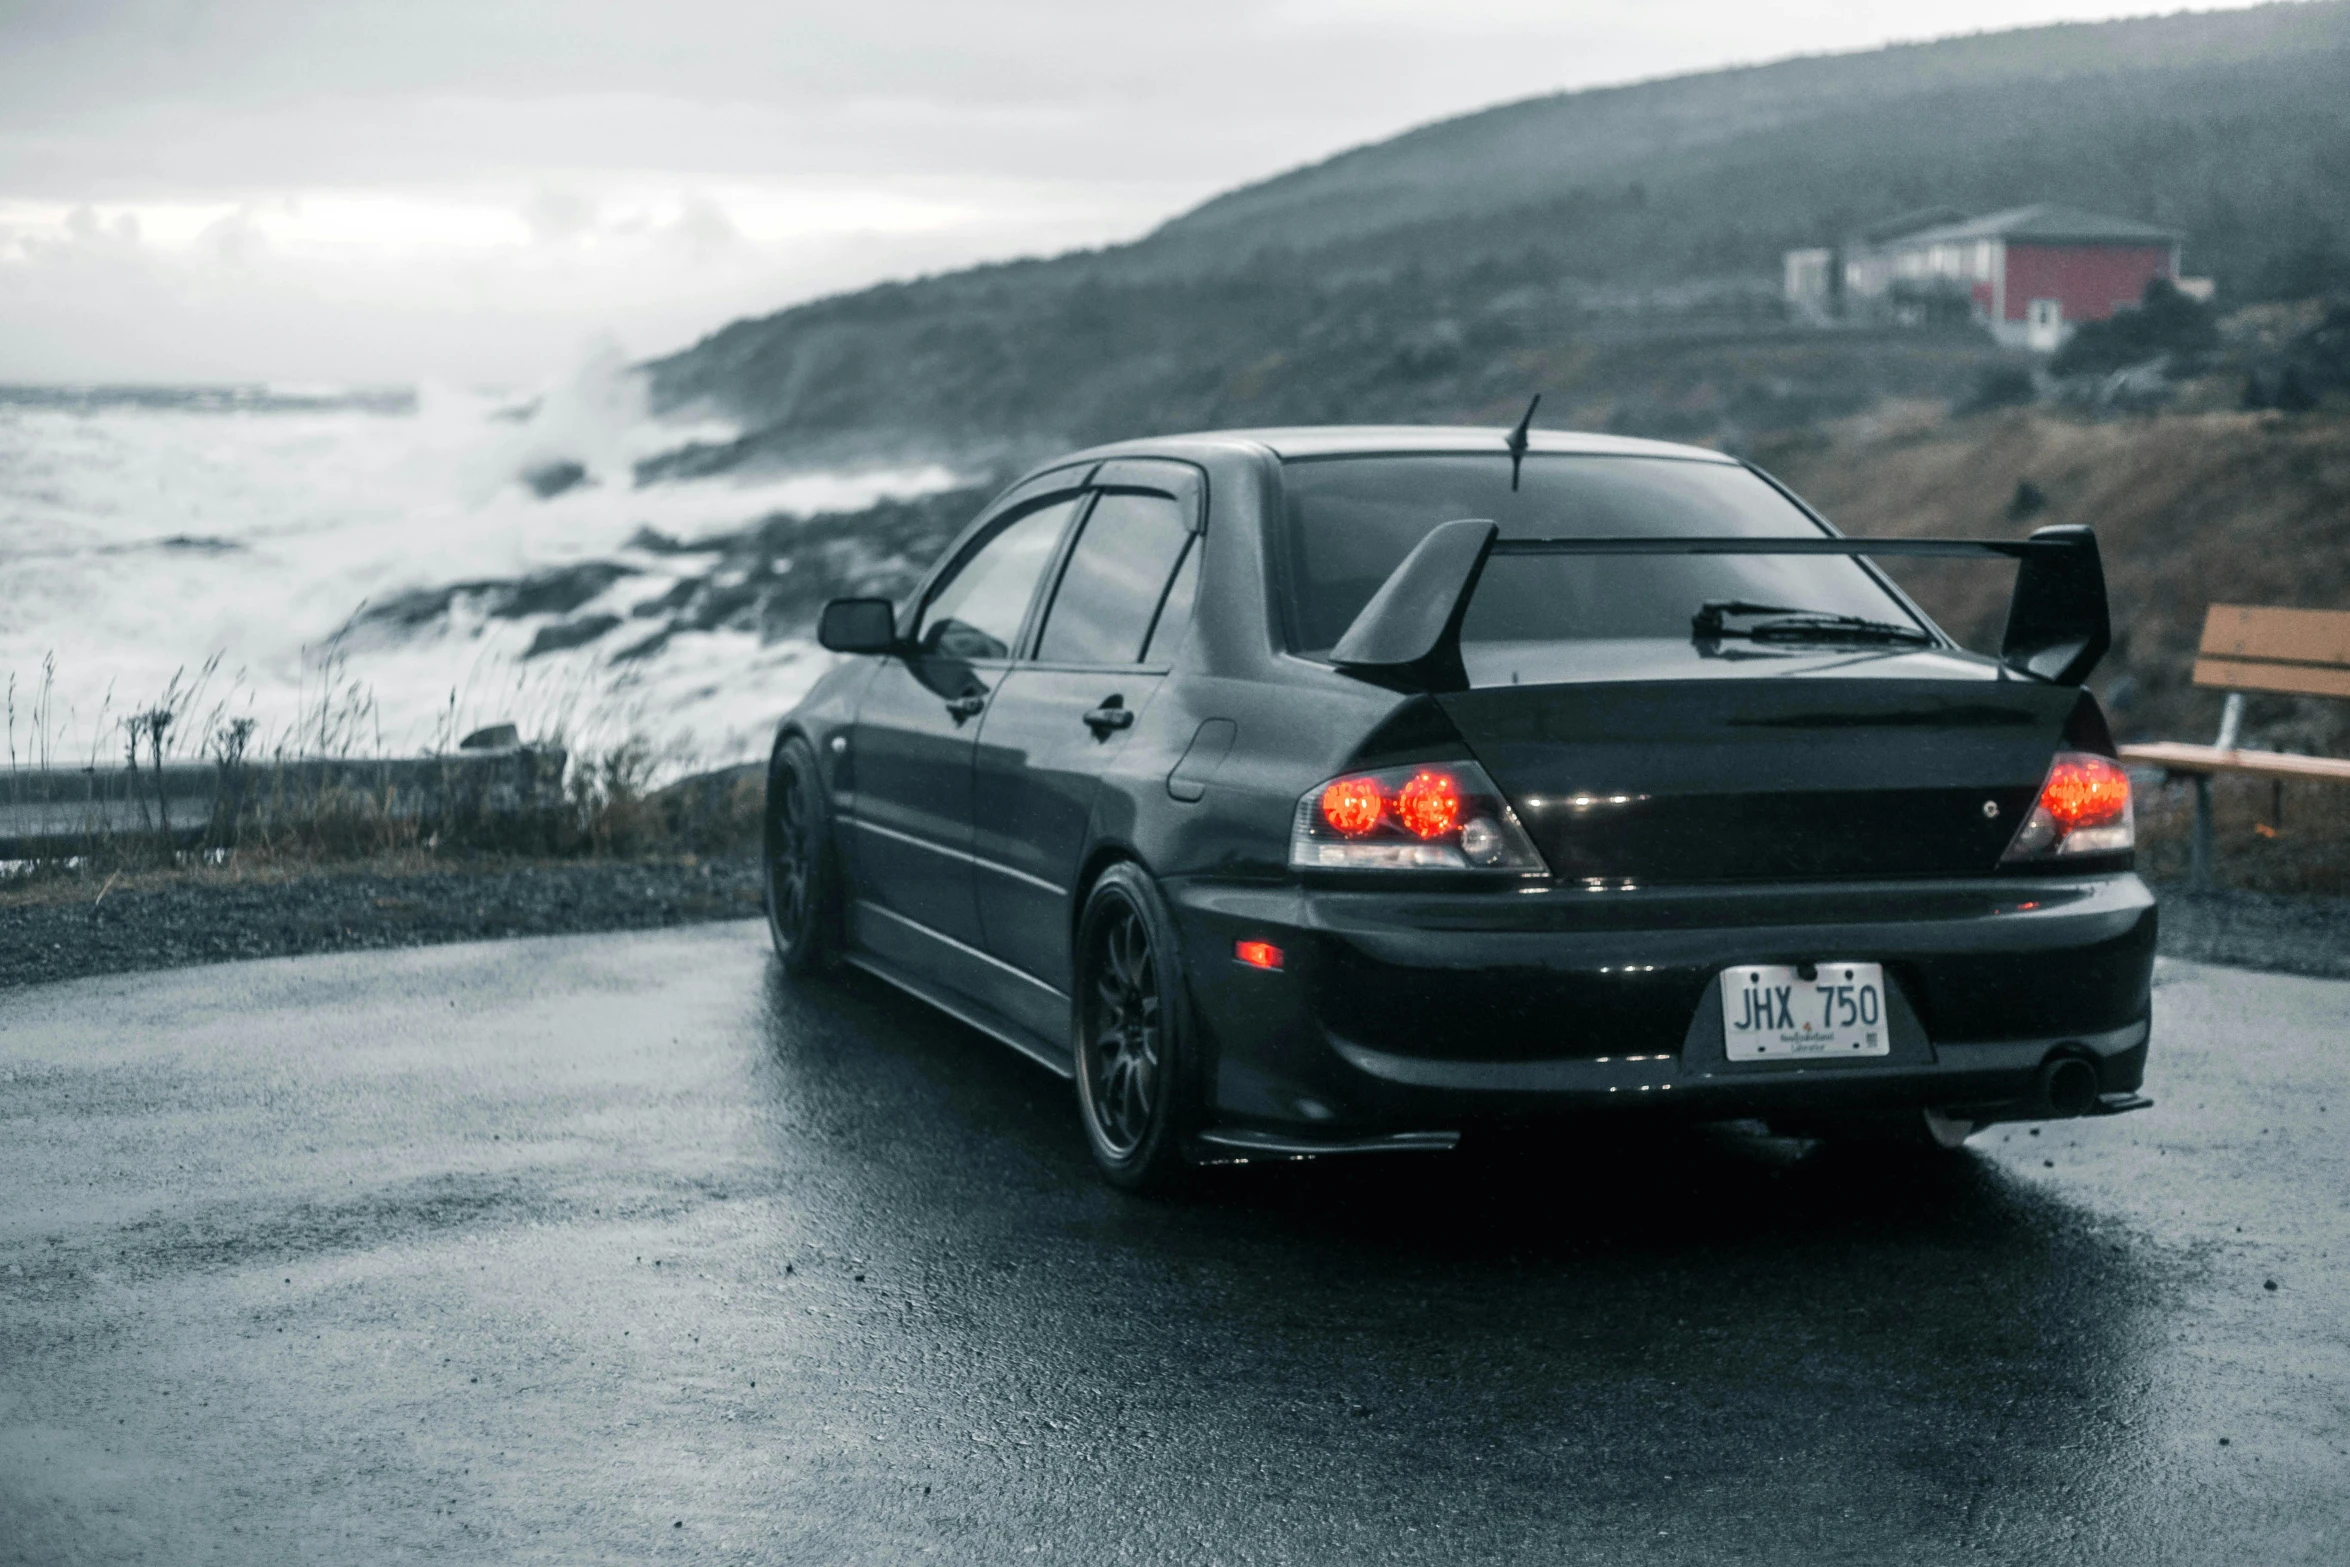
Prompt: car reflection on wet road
<box><xmin>1</xmin><ymin>923</ymin><xmax>2342</xmax><ymax>1564</ymax></box>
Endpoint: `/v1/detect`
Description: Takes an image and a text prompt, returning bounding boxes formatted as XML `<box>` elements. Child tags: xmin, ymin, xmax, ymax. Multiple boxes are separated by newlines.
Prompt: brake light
<box><xmin>1319</xmin><ymin>777</ymin><xmax>1385</xmax><ymax>837</ymax></box>
<box><xmin>1395</xmin><ymin>770</ymin><xmax>1462</xmax><ymax>839</ymax></box>
<box><xmin>2042</xmin><ymin>756</ymin><xmax>2130</xmax><ymax>829</ymax></box>
<box><xmin>1292</xmin><ymin>759</ymin><xmax>1548</xmax><ymax>874</ymax></box>
<box><xmin>2001</xmin><ymin>752</ymin><xmax>2134</xmax><ymax>861</ymax></box>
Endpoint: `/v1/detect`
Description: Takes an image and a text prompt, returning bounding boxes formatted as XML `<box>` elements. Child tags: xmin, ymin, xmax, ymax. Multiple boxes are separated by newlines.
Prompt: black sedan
<box><xmin>763</xmin><ymin>424</ymin><xmax>2154</xmax><ymax>1190</ymax></box>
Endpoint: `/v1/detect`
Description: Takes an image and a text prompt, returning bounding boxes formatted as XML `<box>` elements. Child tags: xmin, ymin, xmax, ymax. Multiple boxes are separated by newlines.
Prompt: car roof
<box><xmin>1056</xmin><ymin>425</ymin><xmax>1739</xmax><ymax>466</ymax></box>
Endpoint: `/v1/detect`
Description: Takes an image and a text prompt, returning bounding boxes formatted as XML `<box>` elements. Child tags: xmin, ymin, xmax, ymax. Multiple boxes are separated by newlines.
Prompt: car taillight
<box><xmin>1318</xmin><ymin>777</ymin><xmax>1385</xmax><ymax>837</ymax></box>
<box><xmin>2001</xmin><ymin>751</ymin><xmax>2134</xmax><ymax>861</ymax></box>
<box><xmin>1292</xmin><ymin>759</ymin><xmax>1547</xmax><ymax>873</ymax></box>
<box><xmin>1394</xmin><ymin>770</ymin><xmax>1461</xmax><ymax>839</ymax></box>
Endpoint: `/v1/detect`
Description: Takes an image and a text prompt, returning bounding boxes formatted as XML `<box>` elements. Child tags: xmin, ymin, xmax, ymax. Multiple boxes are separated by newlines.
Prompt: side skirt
<box><xmin>846</xmin><ymin>899</ymin><xmax>1074</xmax><ymax>1079</ymax></box>
<box><xmin>1189</xmin><ymin>1127</ymin><xmax>1461</xmax><ymax>1162</ymax></box>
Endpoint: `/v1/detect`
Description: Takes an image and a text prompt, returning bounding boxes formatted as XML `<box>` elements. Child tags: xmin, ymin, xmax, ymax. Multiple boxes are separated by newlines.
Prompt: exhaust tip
<box><xmin>2040</xmin><ymin>1056</ymin><xmax>2101</xmax><ymax>1118</ymax></box>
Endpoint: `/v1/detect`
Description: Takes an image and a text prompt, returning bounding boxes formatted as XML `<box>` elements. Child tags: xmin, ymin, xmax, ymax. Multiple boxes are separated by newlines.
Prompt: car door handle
<box><xmin>1083</xmin><ymin>702</ymin><xmax>1134</xmax><ymax>737</ymax></box>
<box><xmin>945</xmin><ymin>693</ymin><xmax>986</xmax><ymax>723</ymax></box>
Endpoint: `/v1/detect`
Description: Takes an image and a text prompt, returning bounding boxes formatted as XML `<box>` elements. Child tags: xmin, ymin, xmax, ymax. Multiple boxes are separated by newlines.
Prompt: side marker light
<box><xmin>1234</xmin><ymin>940</ymin><xmax>1284</xmax><ymax>971</ymax></box>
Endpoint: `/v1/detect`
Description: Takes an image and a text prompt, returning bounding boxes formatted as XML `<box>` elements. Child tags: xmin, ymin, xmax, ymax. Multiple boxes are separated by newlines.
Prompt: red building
<box><xmin>1785</xmin><ymin>204</ymin><xmax>2192</xmax><ymax>350</ymax></box>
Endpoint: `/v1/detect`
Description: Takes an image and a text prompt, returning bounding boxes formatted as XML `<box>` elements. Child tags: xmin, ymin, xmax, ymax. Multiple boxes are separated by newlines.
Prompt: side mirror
<box><xmin>817</xmin><ymin>597</ymin><xmax>898</xmax><ymax>655</ymax></box>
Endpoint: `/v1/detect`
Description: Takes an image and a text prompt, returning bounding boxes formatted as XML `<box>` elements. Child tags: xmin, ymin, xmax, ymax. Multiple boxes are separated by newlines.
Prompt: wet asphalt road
<box><xmin>1</xmin><ymin>925</ymin><xmax>2344</xmax><ymax>1565</ymax></box>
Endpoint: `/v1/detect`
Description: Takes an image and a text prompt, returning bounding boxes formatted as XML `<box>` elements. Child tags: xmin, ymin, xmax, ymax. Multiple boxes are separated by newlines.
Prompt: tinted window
<box><xmin>1278</xmin><ymin>454</ymin><xmax>1917</xmax><ymax>653</ymax></box>
<box><xmin>1140</xmin><ymin>539</ymin><xmax>1200</xmax><ymax>665</ymax></box>
<box><xmin>1035</xmin><ymin>491</ymin><xmax>1192</xmax><ymax>665</ymax></box>
<box><xmin>918</xmin><ymin>497</ymin><xmax>1080</xmax><ymax>661</ymax></box>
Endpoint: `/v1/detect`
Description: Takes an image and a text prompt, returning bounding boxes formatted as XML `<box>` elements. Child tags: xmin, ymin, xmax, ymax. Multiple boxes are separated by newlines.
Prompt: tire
<box><xmin>1072</xmin><ymin>862</ymin><xmax>1199</xmax><ymax>1194</ymax></box>
<box><xmin>764</xmin><ymin>735</ymin><xmax>843</xmax><ymax>974</ymax></box>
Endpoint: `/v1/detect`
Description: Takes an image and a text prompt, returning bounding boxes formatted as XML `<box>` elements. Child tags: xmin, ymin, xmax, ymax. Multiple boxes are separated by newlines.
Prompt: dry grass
<box><xmin>0</xmin><ymin>747</ymin><xmax>763</xmax><ymax>905</ymax></box>
<box><xmin>5</xmin><ymin>645</ymin><xmax>765</xmax><ymax>901</ymax></box>
<box><xmin>2134</xmin><ymin>771</ymin><xmax>2350</xmax><ymax>894</ymax></box>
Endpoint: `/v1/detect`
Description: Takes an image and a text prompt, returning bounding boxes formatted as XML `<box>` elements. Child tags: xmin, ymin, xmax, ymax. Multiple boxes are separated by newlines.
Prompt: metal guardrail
<box><xmin>0</xmin><ymin>745</ymin><xmax>568</xmax><ymax>858</ymax></box>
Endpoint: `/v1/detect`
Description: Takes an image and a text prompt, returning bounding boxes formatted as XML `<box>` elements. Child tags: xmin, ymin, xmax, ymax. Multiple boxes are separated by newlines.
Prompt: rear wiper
<box><xmin>1692</xmin><ymin>600</ymin><xmax>1935</xmax><ymax>646</ymax></box>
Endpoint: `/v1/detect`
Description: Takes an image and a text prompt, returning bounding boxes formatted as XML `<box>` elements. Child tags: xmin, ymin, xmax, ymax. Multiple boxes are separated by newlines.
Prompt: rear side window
<box><xmin>917</xmin><ymin>497</ymin><xmax>1081</xmax><ymax>661</ymax></box>
<box><xmin>1035</xmin><ymin>491</ymin><xmax>1192</xmax><ymax>665</ymax></box>
<box><xmin>1277</xmin><ymin>454</ymin><xmax>1917</xmax><ymax>653</ymax></box>
<box><xmin>1140</xmin><ymin>540</ymin><xmax>1201</xmax><ymax>665</ymax></box>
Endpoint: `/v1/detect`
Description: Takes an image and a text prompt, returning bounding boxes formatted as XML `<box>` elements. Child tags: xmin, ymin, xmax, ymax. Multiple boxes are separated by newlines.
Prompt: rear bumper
<box><xmin>1167</xmin><ymin>872</ymin><xmax>2155</xmax><ymax>1140</ymax></box>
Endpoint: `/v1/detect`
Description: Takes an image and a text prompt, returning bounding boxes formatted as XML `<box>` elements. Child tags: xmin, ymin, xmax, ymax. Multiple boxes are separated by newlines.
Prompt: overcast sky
<box><xmin>0</xmin><ymin>0</ymin><xmax>2271</xmax><ymax>386</ymax></box>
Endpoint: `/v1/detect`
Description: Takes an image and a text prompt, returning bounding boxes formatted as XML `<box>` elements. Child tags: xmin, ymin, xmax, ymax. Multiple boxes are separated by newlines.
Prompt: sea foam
<box><xmin>0</xmin><ymin>352</ymin><xmax>961</xmax><ymax>772</ymax></box>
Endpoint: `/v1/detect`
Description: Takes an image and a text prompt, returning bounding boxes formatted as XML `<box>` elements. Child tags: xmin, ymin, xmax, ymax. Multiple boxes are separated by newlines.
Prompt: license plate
<box><xmin>1722</xmin><ymin>963</ymin><xmax>1888</xmax><ymax>1061</ymax></box>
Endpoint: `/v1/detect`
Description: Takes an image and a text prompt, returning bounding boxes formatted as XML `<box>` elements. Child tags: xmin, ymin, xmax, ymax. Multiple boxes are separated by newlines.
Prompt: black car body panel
<box><xmin>770</xmin><ymin>426</ymin><xmax>2156</xmax><ymax>1151</ymax></box>
<box><xmin>1166</xmin><ymin>872</ymin><xmax>2152</xmax><ymax>1136</ymax></box>
<box><xmin>1440</xmin><ymin>669</ymin><xmax>2086</xmax><ymax>883</ymax></box>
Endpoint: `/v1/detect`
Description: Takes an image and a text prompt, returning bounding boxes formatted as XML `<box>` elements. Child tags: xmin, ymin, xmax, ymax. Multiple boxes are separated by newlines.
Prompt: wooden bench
<box><xmin>2117</xmin><ymin>604</ymin><xmax>2350</xmax><ymax>884</ymax></box>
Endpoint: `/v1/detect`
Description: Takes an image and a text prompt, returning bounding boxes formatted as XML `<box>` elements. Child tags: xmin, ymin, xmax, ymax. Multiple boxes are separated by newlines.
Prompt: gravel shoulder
<box><xmin>2</xmin><ymin>860</ymin><xmax>2341</xmax><ymax>992</ymax></box>
<box><xmin>0</xmin><ymin>857</ymin><xmax>763</xmax><ymax>991</ymax></box>
<box><xmin>2149</xmin><ymin>882</ymin><xmax>2350</xmax><ymax>980</ymax></box>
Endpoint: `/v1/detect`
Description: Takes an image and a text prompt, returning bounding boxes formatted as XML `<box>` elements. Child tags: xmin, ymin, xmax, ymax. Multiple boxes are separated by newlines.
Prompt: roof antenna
<box><xmin>1505</xmin><ymin>394</ymin><xmax>1541</xmax><ymax>491</ymax></box>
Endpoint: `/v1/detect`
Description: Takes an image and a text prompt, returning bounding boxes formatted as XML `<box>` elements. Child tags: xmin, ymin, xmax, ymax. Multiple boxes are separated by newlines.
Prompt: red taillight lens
<box><xmin>1234</xmin><ymin>939</ymin><xmax>1284</xmax><ymax>971</ymax></box>
<box><xmin>1292</xmin><ymin>759</ymin><xmax>1548</xmax><ymax>873</ymax></box>
<box><xmin>2002</xmin><ymin>752</ymin><xmax>2134</xmax><ymax>861</ymax></box>
<box><xmin>2040</xmin><ymin>755</ymin><xmax>2130</xmax><ymax>831</ymax></box>
<box><xmin>1394</xmin><ymin>769</ymin><xmax>1462</xmax><ymax>839</ymax></box>
<box><xmin>1319</xmin><ymin>777</ymin><xmax>1385</xmax><ymax>837</ymax></box>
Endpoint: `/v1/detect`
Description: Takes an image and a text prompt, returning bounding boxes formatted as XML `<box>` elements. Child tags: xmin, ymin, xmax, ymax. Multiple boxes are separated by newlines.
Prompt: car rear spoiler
<box><xmin>1327</xmin><ymin>519</ymin><xmax>2110</xmax><ymax>692</ymax></box>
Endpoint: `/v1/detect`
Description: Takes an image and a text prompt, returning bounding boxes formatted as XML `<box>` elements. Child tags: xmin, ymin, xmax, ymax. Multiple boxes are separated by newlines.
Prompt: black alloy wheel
<box><xmin>1088</xmin><ymin>906</ymin><xmax>1160</xmax><ymax>1153</ymax></box>
<box><xmin>764</xmin><ymin>735</ymin><xmax>841</xmax><ymax>974</ymax></box>
<box><xmin>1073</xmin><ymin>863</ymin><xmax>1195</xmax><ymax>1192</ymax></box>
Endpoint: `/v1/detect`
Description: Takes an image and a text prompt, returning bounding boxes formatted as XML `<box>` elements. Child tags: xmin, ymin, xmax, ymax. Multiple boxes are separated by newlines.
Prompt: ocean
<box><xmin>0</xmin><ymin>361</ymin><xmax>959</xmax><ymax>775</ymax></box>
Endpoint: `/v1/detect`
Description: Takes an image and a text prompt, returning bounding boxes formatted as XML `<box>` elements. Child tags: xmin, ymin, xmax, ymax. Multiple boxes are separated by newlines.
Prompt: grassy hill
<box><xmin>643</xmin><ymin>2</ymin><xmax>2350</xmax><ymax>467</ymax></box>
<box><xmin>1148</xmin><ymin>2</ymin><xmax>2350</xmax><ymax>267</ymax></box>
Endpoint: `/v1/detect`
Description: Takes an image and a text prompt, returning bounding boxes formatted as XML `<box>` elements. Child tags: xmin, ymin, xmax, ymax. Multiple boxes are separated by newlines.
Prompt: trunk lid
<box><xmin>1435</xmin><ymin>657</ymin><xmax>2077</xmax><ymax>884</ymax></box>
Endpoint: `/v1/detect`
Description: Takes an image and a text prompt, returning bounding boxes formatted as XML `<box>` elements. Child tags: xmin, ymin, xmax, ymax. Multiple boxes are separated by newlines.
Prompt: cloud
<box><xmin>0</xmin><ymin>174</ymin><xmax>1150</xmax><ymax>382</ymax></box>
<box><xmin>61</xmin><ymin>203</ymin><xmax>141</xmax><ymax>248</ymax></box>
<box><xmin>660</xmin><ymin>194</ymin><xmax>739</xmax><ymax>262</ymax></box>
<box><xmin>194</xmin><ymin>206</ymin><xmax>266</xmax><ymax>268</ymax></box>
<box><xmin>522</xmin><ymin>188</ymin><xmax>597</xmax><ymax>245</ymax></box>
<box><xmin>0</xmin><ymin>0</ymin><xmax>2275</xmax><ymax>382</ymax></box>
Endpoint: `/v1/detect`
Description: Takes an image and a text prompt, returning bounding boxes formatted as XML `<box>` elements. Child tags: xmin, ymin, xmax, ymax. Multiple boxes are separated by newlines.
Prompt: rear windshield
<box><xmin>1277</xmin><ymin>453</ymin><xmax>1921</xmax><ymax>654</ymax></box>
